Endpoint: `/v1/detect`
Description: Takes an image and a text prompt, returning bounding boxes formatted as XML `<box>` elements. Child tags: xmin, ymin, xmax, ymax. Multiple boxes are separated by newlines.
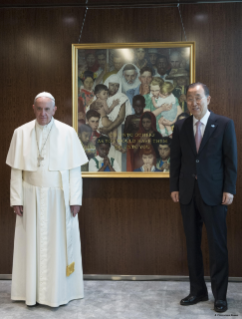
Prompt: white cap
<box><xmin>34</xmin><ymin>92</ymin><xmax>55</xmax><ymax>104</ymax></box>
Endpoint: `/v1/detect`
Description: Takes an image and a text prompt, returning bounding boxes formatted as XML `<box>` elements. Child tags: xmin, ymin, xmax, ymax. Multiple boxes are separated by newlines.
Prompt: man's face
<box><xmin>33</xmin><ymin>97</ymin><xmax>57</xmax><ymax>125</ymax></box>
<box><xmin>98</xmin><ymin>143</ymin><xmax>110</xmax><ymax>158</ymax></box>
<box><xmin>170</xmin><ymin>53</ymin><xmax>181</xmax><ymax>69</ymax></box>
<box><xmin>113</xmin><ymin>57</ymin><xmax>124</xmax><ymax>71</ymax></box>
<box><xmin>123</xmin><ymin>70</ymin><xmax>137</xmax><ymax>84</ymax></box>
<box><xmin>186</xmin><ymin>85</ymin><xmax>211</xmax><ymax>120</ymax></box>
<box><xmin>150</xmin><ymin>85</ymin><xmax>160</xmax><ymax>98</ymax></box>
<box><xmin>142</xmin><ymin>154</ymin><xmax>154</xmax><ymax>166</ymax></box>
<box><xmin>139</xmin><ymin>71</ymin><xmax>152</xmax><ymax>86</ymax></box>
<box><xmin>133</xmin><ymin>99</ymin><xmax>145</xmax><ymax>115</ymax></box>
<box><xmin>149</xmin><ymin>53</ymin><xmax>158</xmax><ymax>66</ymax></box>
<box><xmin>97</xmin><ymin>90</ymin><xmax>109</xmax><ymax>101</ymax></box>
<box><xmin>158</xmin><ymin>144</ymin><xmax>170</xmax><ymax>160</ymax></box>
<box><xmin>137</xmin><ymin>49</ymin><xmax>145</xmax><ymax>61</ymax></box>
<box><xmin>157</xmin><ymin>58</ymin><xmax>168</xmax><ymax>74</ymax></box>
<box><xmin>80</xmin><ymin>131</ymin><xmax>91</xmax><ymax>145</ymax></box>
<box><xmin>109</xmin><ymin>82</ymin><xmax>120</xmax><ymax>96</ymax></box>
<box><xmin>142</xmin><ymin>117</ymin><xmax>152</xmax><ymax>131</ymax></box>
<box><xmin>97</xmin><ymin>54</ymin><xmax>106</xmax><ymax>68</ymax></box>
<box><xmin>83</xmin><ymin>77</ymin><xmax>94</xmax><ymax>90</ymax></box>
<box><xmin>87</xmin><ymin>117</ymin><xmax>99</xmax><ymax>131</ymax></box>
<box><xmin>86</xmin><ymin>54</ymin><xmax>95</xmax><ymax>68</ymax></box>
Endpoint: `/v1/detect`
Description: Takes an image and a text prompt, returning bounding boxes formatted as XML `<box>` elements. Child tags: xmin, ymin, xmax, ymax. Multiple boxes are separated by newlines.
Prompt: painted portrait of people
<box><xmin>74</xmin><ymin>44</ymin><xmax>194</xmax><ymax>174</ymax></box>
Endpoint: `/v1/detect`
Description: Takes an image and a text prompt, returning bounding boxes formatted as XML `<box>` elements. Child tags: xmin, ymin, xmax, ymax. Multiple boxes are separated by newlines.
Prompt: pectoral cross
<box><xmin>37</xmin><ymin>155</ymin><xmax>44</xmax><ymax>167</ymax></box>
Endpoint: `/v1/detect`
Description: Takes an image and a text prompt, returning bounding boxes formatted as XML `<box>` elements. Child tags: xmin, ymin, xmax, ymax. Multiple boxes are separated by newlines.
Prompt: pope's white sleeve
<box><xmin>69</xmin><ymin>166</ymin><xmax>83</xmax><ymax>206</ymax></box>
<box><xmin>10</xmin><ymin>168</ymin><xmax>23</xmax><ymax>206</ymax></box>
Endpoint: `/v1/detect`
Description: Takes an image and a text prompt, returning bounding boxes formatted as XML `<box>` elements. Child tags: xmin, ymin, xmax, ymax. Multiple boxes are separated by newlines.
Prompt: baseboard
<box><xmin>1</xmin><ymin>274</ymin><xmax>242</xmax><ymax>282</ymax></box>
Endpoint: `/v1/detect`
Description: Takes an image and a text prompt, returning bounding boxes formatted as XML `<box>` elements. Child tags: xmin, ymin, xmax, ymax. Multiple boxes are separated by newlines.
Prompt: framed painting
<box><xmin>72</xmin><ymin>42</ymin><xmax>195</xmax><ymax>178</ymax></box>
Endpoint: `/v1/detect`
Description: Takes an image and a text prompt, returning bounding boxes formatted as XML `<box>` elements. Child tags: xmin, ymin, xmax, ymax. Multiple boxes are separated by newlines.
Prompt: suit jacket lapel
<box><xmin>184</xmin><ymin>116</ymin><xmax>197</xmax><ymax>155</ymax></box>
<box><xmin>198</xmin><ymin>112</ymin><xmax>218</xmax><ymax>154</ymax></box>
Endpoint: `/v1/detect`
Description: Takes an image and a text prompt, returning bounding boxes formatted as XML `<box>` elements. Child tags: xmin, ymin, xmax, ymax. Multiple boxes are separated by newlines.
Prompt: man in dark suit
<box><xmin>170</xmin><ymin>82</ymin><xmax>237</xmax><ymax>313</ymax></box>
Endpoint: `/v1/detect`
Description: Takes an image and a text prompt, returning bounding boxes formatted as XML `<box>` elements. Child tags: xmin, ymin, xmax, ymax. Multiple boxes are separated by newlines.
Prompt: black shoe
<box><xmin>180</xmin><ymin>294</ymin><xmax>208</xmax><ymax>306</ymax></box>
<box><xmin>214</xmin><ymin>300</ymin><xmax>227</xmax><ymax>313</ymax></box>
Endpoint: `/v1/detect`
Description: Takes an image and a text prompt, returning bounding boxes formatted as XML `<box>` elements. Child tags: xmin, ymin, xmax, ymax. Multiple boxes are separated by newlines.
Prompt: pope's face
<box><xmin>87</xmin><ymin>117</ymin><xmax>99</xmax><ymax>131</ymax></box>
<box><xmin>142</xmin><ymin>154</ymin><xmax>154</xmax><ymax>166</ymax></box>
<box><xmin>149</xmin><ymin>53</ymin><xmax>158</xmax><ymax>65</ymax></box>
<box><xmin>186</xmin><ymin>85</ymin><xmax>211</xmax><ymax>120</ymax></box>
<box><xmin>158</xmin><ymin>144</ymin><xmax>170</xmax><ymax>160</ymax></box>
<box><xmin>33</xmin><ymin>97</ymin><xmax>57</xmax><ymax>125</ymax></box>
<box><xmin>113</xmin><ymin>57</ymin><xmax>124</xmax><ymax>71</ymax></box>
<box><xmin>124</xmin><ymin>70</ymin><xmax>137</xmax><ymax>84</ymax></box>
<box><xmin>150</xmin><ymin>85</ymin><xmax>160</xmax><ymax>98</ymax></box>
<box><xmin>139</xmin><ymin>71</ymin><xmax>152</xmax><ymax>86</ymax></box>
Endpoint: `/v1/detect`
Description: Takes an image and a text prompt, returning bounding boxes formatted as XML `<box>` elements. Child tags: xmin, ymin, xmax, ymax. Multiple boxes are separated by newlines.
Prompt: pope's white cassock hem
<box><xmin>6</xmin><ymin>118</ymin><xmax>88</xmax><ymax>307</ymax></box>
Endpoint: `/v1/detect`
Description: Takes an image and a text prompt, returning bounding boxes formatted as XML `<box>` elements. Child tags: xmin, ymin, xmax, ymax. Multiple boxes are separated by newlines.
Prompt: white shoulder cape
<box><xmin>6</xmin><ymin>119</ymin><xmax>88</xmax><ymax>171</ymax></box>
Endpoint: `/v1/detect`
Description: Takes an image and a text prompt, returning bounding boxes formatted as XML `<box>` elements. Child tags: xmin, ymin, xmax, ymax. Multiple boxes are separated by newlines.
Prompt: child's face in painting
<box><xmin>159</xmin><ymin>92</ymin><xmax>170</xmax><ymax>98</ymax></box>
<box><xmin>97</xmin><ymin>90</ymin><xmax>109</xmax><ymax>101</ymax></box>
<box><xmin>80</xmin><ymin>132</ymin><xmax>91</xmax><ymax>145</ymax></box>
<box><xmin>142</xmin><ymin>154</ymin><xmax>154</xmax><ymax>166</ymax></box>
<box><xmin>109</xmin><ymin>83</ymin><xmax>119</xmax><ymax>96</ymax></box>
<box><xmin>158</xmin><ymin>144</ymin><xmax>170</xmax><ymax>160</ymax></box>
<box><xmin>150</xmin><ymin>85</ymin><xmax>160</xmax><ymax>98</ymax></box>
<box><xmin>176</xmin><ymin>77</ymin><xmax>187</xmax><ymax>86</ymax></box>
<box><xmin>142</xmin><ymin>117</ymin><xmax>152</xmax><ymax>131</ymax></box>
<box><xmin>133</xmin><ymin>99</ymin><xmax>145</xmax><ymax>115</ymax></box>
<box><xmin>87</xmin><ymin>117</ymin><xmax>99</xmax><ymax>131</ymax></box>
<box><xmin>97</xmin><ymin>143</ymin><xmax>110</xmax><ymax>158</ymax></box>
<box><xmin>83</xmin><ymin>77</ymin><xmax>94</xmax><ymax>91</ymax></box>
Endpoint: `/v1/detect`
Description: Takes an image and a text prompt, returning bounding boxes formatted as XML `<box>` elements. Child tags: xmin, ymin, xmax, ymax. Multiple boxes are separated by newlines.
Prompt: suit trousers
<box><xmin>180</xmin><ymin>180</ymin><xmax>228</xmax><ymax>300</ymax></box>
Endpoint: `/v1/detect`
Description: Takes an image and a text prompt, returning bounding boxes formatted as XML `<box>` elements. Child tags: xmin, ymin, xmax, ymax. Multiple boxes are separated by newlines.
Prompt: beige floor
<box><xmin>0</xmin><ymin>280</ymin><xmax>242</xmax><ymax>319</ymax></box>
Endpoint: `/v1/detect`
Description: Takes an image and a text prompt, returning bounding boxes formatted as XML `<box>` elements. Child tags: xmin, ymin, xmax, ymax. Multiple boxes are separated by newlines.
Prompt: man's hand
<box><xmin>13</xmin><ymin>205</ymin><xmax>23</xmax><ymax>217</ymax></box>
<box><xmin>222</xmin><ymin>192</ymin><xmax>234</xmax><ymax>205</ymax></box>
<box><xmin>171</xmin><ymin>191</ymin><xmax>179</xmax><ymax>203</ymax></box>
<box><xmin>70</xmin><ymin>205</ymin><xmax>81</xmax><ymax>217</ymax></box>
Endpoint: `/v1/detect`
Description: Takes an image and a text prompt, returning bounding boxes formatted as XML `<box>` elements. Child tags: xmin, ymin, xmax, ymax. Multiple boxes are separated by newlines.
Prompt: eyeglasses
<box><xmin>186</xmin><ymin>96</ymin><xmax>205</xmax><ymax>103</ymax></box>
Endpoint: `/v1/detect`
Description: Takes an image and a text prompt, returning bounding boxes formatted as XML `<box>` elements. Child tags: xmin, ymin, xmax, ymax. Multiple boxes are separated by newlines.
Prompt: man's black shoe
<box><xmin>180</xmin><ymin>294</ymin><xmax>208</xmax><ymax>306</ymax></box>
<box><xmin>214</xmin><ymin>300</ymin><xmax>227</xmax><ymax>313</ymax></box>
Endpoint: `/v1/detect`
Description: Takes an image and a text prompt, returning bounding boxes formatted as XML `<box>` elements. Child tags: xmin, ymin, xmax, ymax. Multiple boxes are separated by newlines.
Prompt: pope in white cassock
<box><xmin>6</xmin><ymin>92</ymin><xmax>88</xmax><ymax>307</ymax></box>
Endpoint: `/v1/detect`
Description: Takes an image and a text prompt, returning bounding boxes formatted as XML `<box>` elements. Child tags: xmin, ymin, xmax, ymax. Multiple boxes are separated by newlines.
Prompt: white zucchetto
<box><xmin>34</xmin><ymin>92</ymin><xmax>55</xmax><ymax>104</ymax></box>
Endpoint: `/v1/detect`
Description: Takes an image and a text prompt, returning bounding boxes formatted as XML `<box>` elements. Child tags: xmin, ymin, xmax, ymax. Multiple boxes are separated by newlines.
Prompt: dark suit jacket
<box><xmin>170</xmin><ymin>112</ymin><xmax>237</xmax><ymax>206</ymax></box>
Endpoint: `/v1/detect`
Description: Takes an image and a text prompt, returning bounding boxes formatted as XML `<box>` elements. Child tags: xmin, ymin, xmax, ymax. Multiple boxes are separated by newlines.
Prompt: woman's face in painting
<box><xmin>150</xmin><ymin>85</ymin><xmax>160</xmax><ymax>98</ymax></box>
<box><xmin>142</xmin><ymin>117</ymin><xmax>152</xmax><ymax>131</ymax></box>
<box><xmin>109</xmin><ymin>82</ymin><xmax>120</xmax><ymax>96</ymax></box>
<box><xmin>83</xmin><ymin>77</ymin><xmax>94</xmax><ymax>90</ymax></box>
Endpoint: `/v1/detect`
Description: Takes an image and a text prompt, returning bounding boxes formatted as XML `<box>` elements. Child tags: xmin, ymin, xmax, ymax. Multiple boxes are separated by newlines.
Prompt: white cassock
<box><xmin>6</xmin><ymin>117</ymin><xmax>88</xmax><ymax>307</ymax></box>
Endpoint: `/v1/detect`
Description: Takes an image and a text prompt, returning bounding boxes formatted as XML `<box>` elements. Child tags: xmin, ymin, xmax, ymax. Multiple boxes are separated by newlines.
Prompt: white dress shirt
<box><xmin>193</xmin><ymin>109</ymin><xmax>210</xmax><ymax>137</ymax></box>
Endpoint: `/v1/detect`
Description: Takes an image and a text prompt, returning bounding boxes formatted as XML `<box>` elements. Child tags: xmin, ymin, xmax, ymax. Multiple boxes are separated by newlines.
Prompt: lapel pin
<box><xmin>211</xmin><ymin>124</ymin><xmax>215</xmax><ymax>127</ymax></box>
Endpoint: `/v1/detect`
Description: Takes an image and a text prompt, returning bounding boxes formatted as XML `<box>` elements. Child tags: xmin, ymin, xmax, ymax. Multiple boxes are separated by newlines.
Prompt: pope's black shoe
<box><xmin>180</xmin><ymin>294</ymin><xmax>208</xmax><ymax>306</ymax></box>
<box><xmin>214</xmin><ymin>300</ymin><xmax>227</xmax><ymax>313</ymax></box>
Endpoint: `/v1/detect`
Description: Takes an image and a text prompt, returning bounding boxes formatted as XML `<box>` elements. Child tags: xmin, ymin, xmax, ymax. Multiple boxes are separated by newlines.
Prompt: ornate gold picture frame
<box><xmin>72</xmin><ymin>42</ymin><xmax>195</xmax><ymax>178</ymax></box>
